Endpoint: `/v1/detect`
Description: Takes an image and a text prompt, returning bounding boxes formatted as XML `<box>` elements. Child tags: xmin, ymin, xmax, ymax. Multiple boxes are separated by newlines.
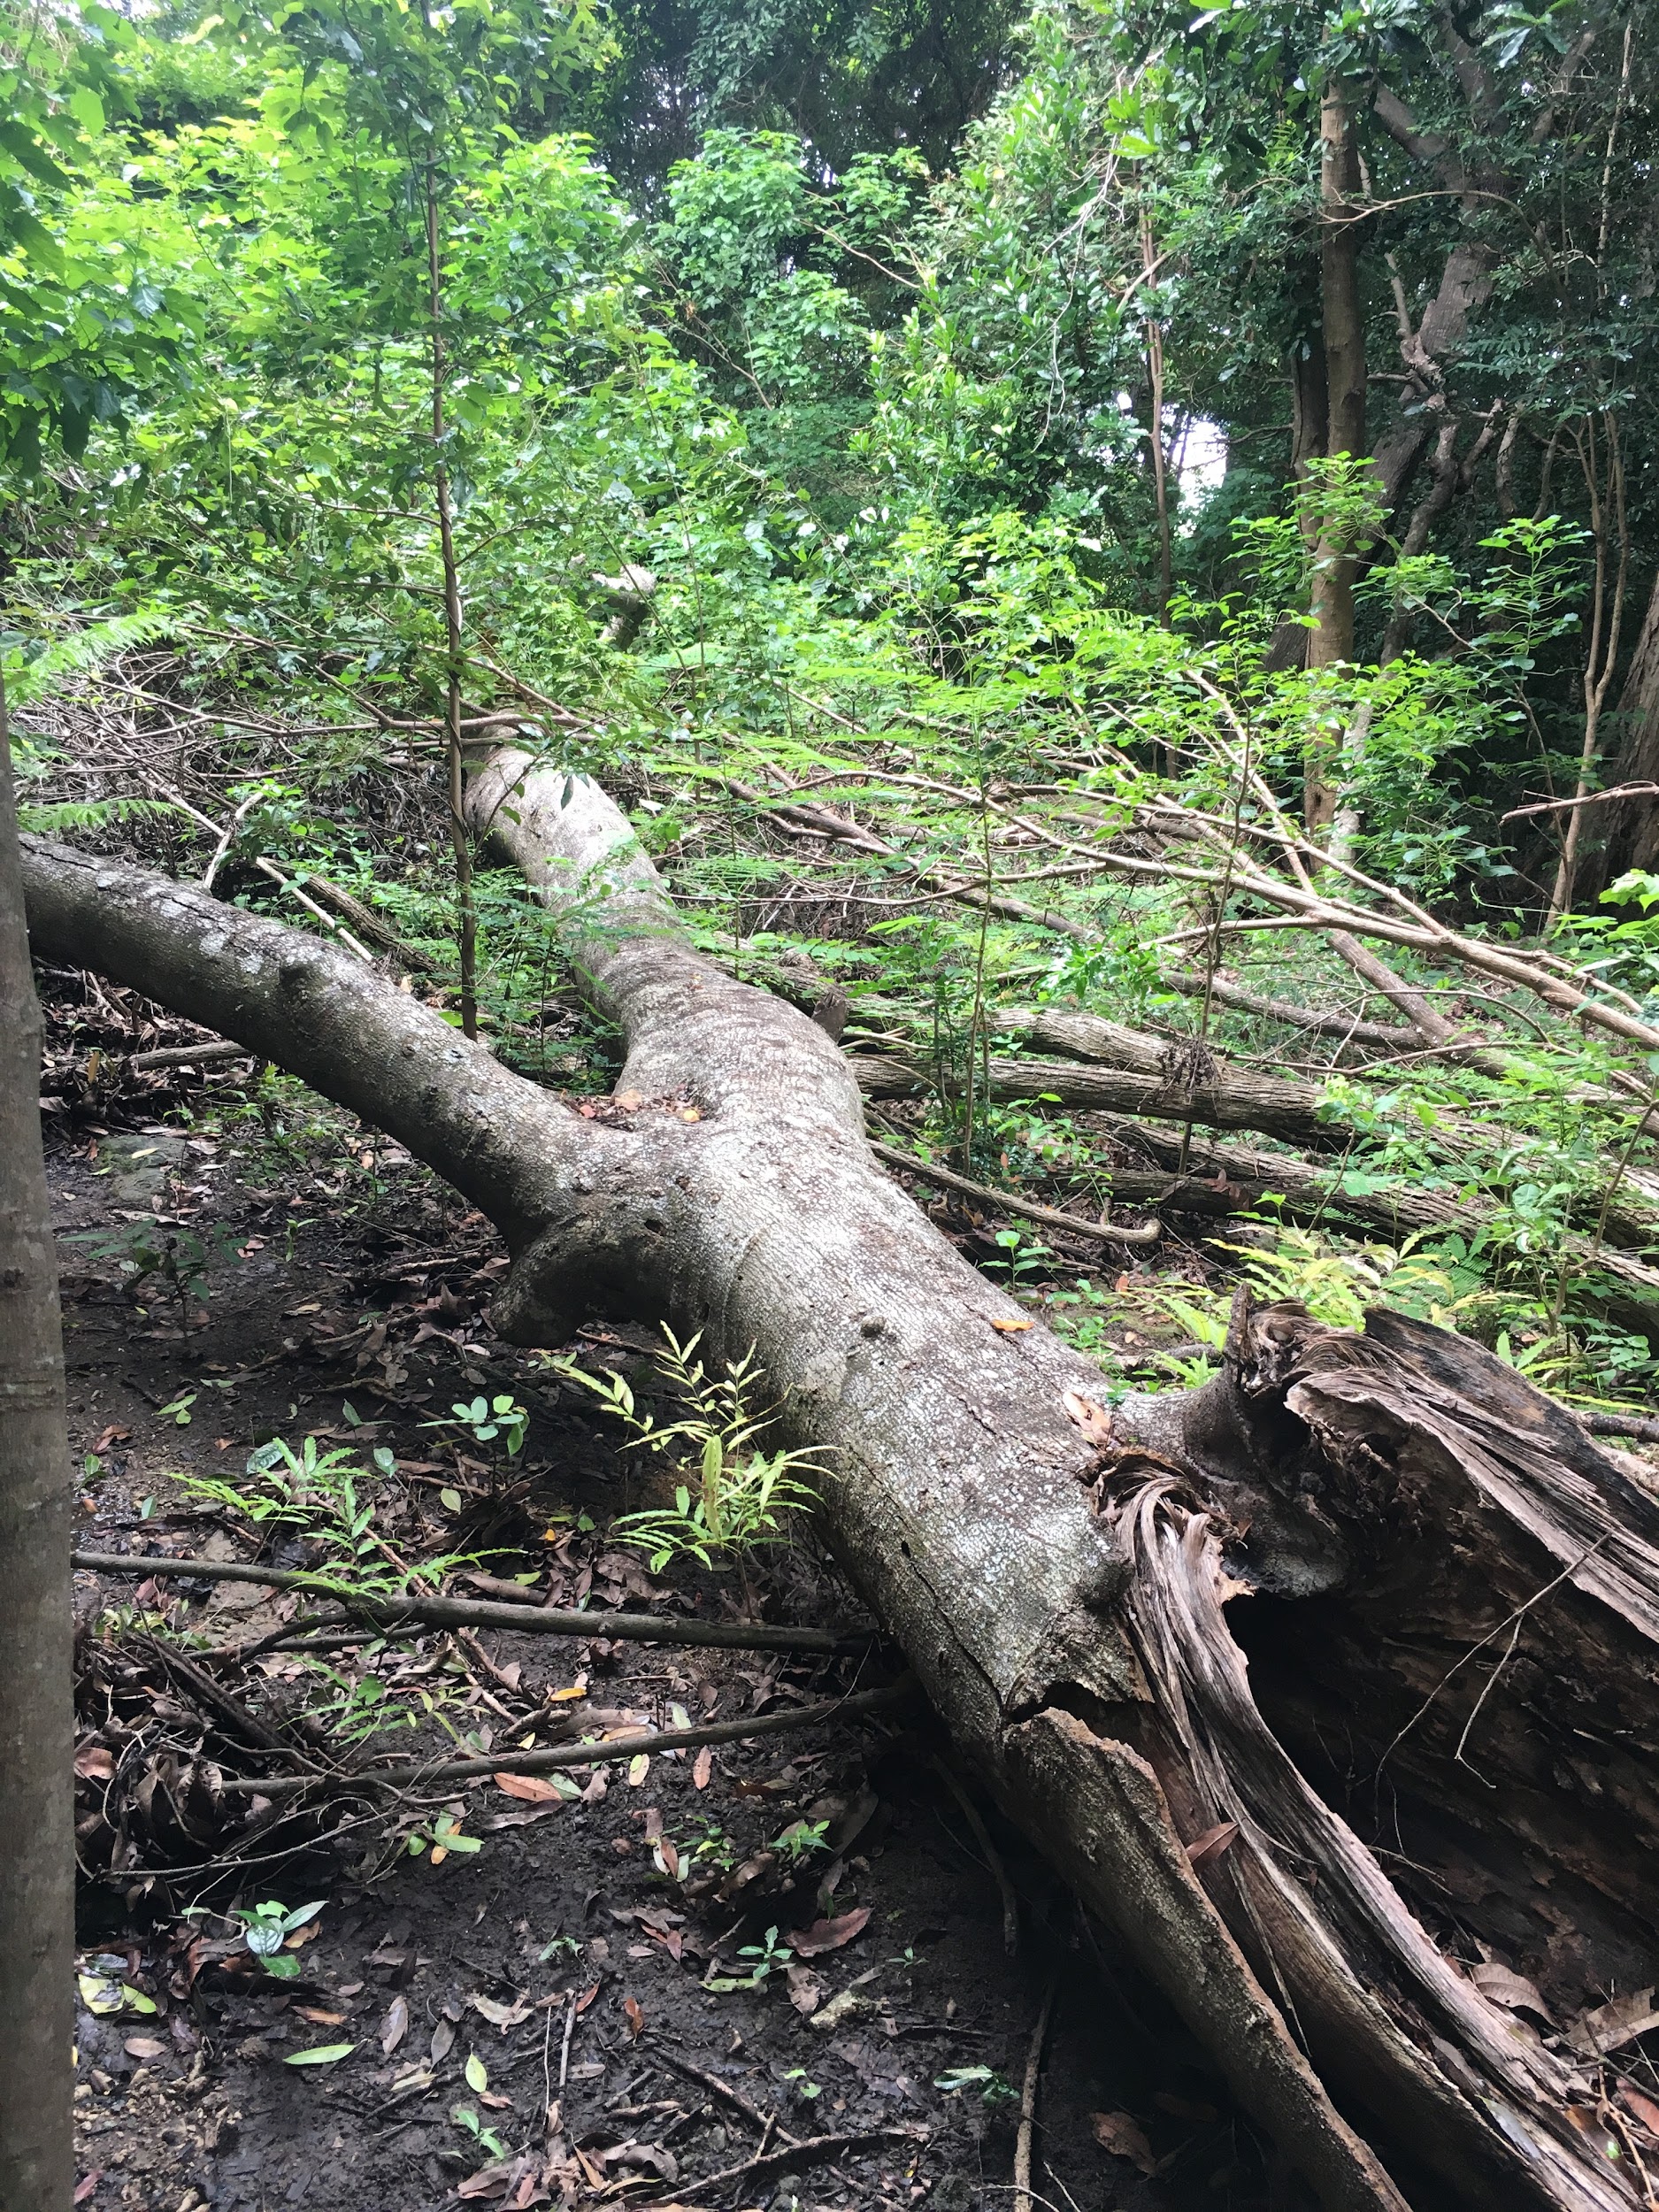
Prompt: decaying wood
<box><xmin>25</xmin><ymin>773</ymin><xmax>1659</xmax><ymax>2211</ymax></box>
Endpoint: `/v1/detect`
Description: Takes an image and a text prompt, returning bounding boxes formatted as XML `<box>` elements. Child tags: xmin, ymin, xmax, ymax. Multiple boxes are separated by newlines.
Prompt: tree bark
<box><xmin>0</xmin><ymin>684</ymin><xmax>74</xmax><ymax>2212</ymax></box>
<box><xmin>1581</xmin><ymin>566</ymin><xmax>1659</xmax><ymax>897</ymax></box>
<box><xmin>22</xmin><ymin>774</ymin><xmax>1659</xmax><ymax>2211</ymax></box>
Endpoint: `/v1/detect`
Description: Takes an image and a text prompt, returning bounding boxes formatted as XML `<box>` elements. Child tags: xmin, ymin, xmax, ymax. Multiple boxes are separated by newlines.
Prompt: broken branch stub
<box><xmin>23</xmin><ymin>767</ymin><xmax>1659</xmax><ymax>2210</ymax></box>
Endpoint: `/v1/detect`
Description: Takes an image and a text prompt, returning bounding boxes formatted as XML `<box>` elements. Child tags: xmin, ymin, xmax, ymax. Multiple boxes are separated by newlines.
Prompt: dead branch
<box><xmin>73</xmin><ymin>1550</ymin><xmax>856</xmax><ymax>1655</ymax></box>
<box><xmin>219</xmin><ymin>1677</ymin><xmax>918</xmax><ymax>1798</ymax></box>
<box><xmin>869</xmin><ymin>1139</ymin><xmax>1160</xmax><ymax>1246</ymax></box>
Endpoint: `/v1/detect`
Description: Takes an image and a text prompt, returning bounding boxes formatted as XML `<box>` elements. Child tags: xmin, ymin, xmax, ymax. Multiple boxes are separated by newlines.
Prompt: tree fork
<box><xmin>22</xmin><ymin>784</ymin><xmax>1659</xmax><ymax>2210</ymax></box>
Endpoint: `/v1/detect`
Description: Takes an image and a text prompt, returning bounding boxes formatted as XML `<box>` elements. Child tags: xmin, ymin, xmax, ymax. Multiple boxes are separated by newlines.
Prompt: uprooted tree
<box><xmin>23</xmin><ymin>740</ymin><xmax>1659</xmax><ymax>2212</ymax></box>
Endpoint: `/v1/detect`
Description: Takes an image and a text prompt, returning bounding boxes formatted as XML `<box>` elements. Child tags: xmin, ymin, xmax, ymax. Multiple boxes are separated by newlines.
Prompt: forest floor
<box><xmin>49</xmin><ymin>995</ymin><xmax>1293</xmax><ymax>2212</ymax></box>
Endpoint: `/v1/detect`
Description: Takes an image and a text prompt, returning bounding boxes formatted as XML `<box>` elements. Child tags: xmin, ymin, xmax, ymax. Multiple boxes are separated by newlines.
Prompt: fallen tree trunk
<box><xmin>23</xmin><ymin>795</ymin><xmax>1659</xmax><ymax>2212</ymax></box>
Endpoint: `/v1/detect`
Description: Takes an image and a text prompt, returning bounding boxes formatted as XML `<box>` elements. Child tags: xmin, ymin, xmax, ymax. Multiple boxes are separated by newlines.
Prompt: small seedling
<box><xmin>934</xmin><ymin>2065</ymin><xmax>1019</xmax><ymax>2106</ymax></box>
<box><xmin>232</xmin><ymin>1899</ymin><xmax>325</xmax><ymax>1979</ymax></box>
<box><xmin>770</xmin><ymin>1818</ymin><xmax>829</xmax><ymax>1864</ymax></box>
<box><xmin>157</xmin><ymin>1392</ymin><xmax>196</xmax><ymax>1427</ymax></box>
<box><xmin>407</xmin><ymin>1810</ymin><xmax>482</xmax><ymax>1864</ymax></box>
<box><xmin>423</xmin><ymin>1394</ymin><xmax>529</xmax><ymax>1458</ymax></box>
<box><xmin>703</xmin><ymin>1924</ymin><xmax>793</xmax><ymax>1993</ymax></box>
<box><xmin>783</xmin><ymin>2066</ymin><xmax>822</xmax><ymax>2100</ymax></box>
<box><xmin>987</xmin><ymin>1227</ymin><xmax>1052</xmax><ymax>1284</ymax></box>
<box><xmin>451</xmin><ymin>2105</ymin><xmax>506</xmax><ymax>2160</ymax></box>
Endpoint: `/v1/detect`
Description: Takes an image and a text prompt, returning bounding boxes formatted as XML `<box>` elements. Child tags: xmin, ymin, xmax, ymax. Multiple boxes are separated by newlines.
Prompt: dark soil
<box><xmin>48</xmin><ymin>989</ymin><xmax>1287</xmax><ymax>2212</ymax></box>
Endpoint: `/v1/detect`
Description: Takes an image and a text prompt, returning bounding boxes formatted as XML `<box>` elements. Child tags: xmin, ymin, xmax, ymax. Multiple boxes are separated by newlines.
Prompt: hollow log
<box><xmin>23</xmin><ymin>779</ymin><xmax>1659</xmax><ymax>2212</ymax></box>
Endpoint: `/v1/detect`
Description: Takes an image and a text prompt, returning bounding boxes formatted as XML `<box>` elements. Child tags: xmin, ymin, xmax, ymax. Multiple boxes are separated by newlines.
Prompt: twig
<box><xmin>1014</xmin><ymin>1979</ymin><xmax>1057</xmax><ymax>2212</ymax></box>
<box><xmin>217</xmin><ymin>1677</ymin><xmax>918</xmax><ymax>1796</ymax></box>
<box><xmin>73</xmin><ymin>1550</ymin><xmax>853</xmax><ymax>1654</ymax></box>
<box><xmin>651</xmin><ymin>2048</ymin><xmax>802</xmax><ymax>2147</ymax></box>
<box><xmin>931</xmin><ymin>1755</ymin><xmax>1019</xmax><ymax>1955</ymax></box>
<box><xmin>127</xmin><ymin>1040</ymin><xmax>253</xmax><ymax>1073</ymax></box>
<box><xmin>1578</xmin><ymin>1409</ymin><xmax>1659</xmax><ymax>1446</ymax></box>
<box><xmin>1374</xmin><ymin>1536</ymin><xmax>1610</xmax><ymax>1790</ymax></box>
<box><xmin>1502</xmin><ymin>783</ymin><xmax>1659</xmax><ymax>822</ymax></box>
<box><xmin>136</xmin><ymin>1634</ymin><xmax>319</xmax><ymax>1772</ymax></box>
<box><xmin>869</xmin><ymin>1141</ymin><xmax>1160</xmax><ymax>1247</ymax></box>
<box><xmin>558</xmin><ymin>1988</ymin><xmax>579</xmax><ymax>2091</ymax></box>
<box><xmin>635</xmin><ymin>2126</ymin><xmax>918</xmax><ymax>2206</ymax></box>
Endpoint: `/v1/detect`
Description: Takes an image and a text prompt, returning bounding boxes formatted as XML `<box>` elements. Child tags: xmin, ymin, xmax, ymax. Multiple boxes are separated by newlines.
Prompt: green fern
<box><xmin>18</xmin><ymin>795</ymin><xmax>180</xmax><ymax>836</ymax></box>
<box><xmin>6</xmin><ymin>606</ymin><xmax>177</xmax><ymax>710</ymax></box>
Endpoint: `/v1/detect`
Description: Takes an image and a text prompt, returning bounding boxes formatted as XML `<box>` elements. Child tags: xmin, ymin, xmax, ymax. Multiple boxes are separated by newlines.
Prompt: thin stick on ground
<box><xmin>635</xmin><ymin>2126</ymin><xmax>918</xmax><ymax>2208</ymax></box>
<box><xmin>73</xmin><ymin>1549</ymin><xmax>857</xmax><ymax>1655</ymax></box>
<box><xmin>649</xmin><ymin>2048</ymin><xmax>802</xmax><ymax>2147</ymax></box>
<box><xmin>932</xmin><ymin>1754</ymin><xmax>1019</xmax><ymax>1955</ymax></box>
<box><xmin>868</xmin><ymin>1140</ymin><xmax>1159</xmax><ymax>1246</ymax></box>
<box><xmin>218</xmin><ymin>1676</ymin><xmax>918</xmax><ymax>1796</ymax></box>
<box><xmin>1015</xmin><ymin>1978</ymin><xmax>1058</xmax><ymax>2212</ymax></box>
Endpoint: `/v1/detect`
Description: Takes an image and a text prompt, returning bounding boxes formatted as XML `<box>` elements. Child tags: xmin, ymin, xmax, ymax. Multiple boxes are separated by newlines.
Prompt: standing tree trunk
<box><xmin>1548</xmin><ymin>412</ymin><xmax>1629</xmax><ymax>925</ymax></box>
<box><xmin>21</xmin><ymin>772</ymin><xmax>1659</xmax><ymax>2212</ymax></box>
<box><xmin>1590</xmin><ymin>566</ymin><xmax>1659</xmax><ymax>895</ymax></box>
<box><xmin>1305</xmin><ymin>75</ymin><xmax>1367</xmax><ymax>835</ymax></box>
<box><xmin>0</xmin><ymin>676</ymin><xmax>74</xmax><ymax>2212</ymax></box>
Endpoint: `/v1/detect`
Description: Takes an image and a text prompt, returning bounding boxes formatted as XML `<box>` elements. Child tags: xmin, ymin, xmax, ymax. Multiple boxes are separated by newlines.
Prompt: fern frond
<box><xmin>8</xmin><ymin>606</ymin><xmax>177</xmax><ymax>710</ymax></box>
<box><xmin>18</xmin><ymin>795</ymin><xmax>180</xmax><ymax>835</ymax></box>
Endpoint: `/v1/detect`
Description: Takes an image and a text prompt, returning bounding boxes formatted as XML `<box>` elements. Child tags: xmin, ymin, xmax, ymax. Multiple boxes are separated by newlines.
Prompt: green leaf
<box><xmin>66</xmin><ymin>86</ymin><xmax>105</xmax><ymax>137</ymax></box>
<box><xmin>465</xmin><ymin>2052</ymin><xmax>488</xmax><ymax>2093</ymax></box>
<box><xmin>440</xmin><ymin>1487</ymin><xmax>463</xmax><ymax>1511</ymax></box>
<box><xmin>285</xmin><ymin>2043</ymin><xmax>356</xmax><ymax>2066</ymax></box>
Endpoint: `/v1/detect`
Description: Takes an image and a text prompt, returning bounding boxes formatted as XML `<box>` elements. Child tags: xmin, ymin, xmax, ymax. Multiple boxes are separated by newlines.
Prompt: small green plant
<box><xmin>770</xmin><ymin>1817</ymin><xmax>830</xmax><ymax>1864</ymax></box>
<box><xmin>783</xmin><ymin>2066</ymin><xmax>822</xmax><ymax>2101</ymax></box>
<box><xmin>422</xmin><ymin>1394</ymin><xmax>529</xmax><ymax>1459</ymax></box>
<box><xmin>406</xmin><ymin>1810</ymin><xmax>482</xmax><ymax>1863</ymax></box>
<box><xmin>704</xmin><ymin>1924</ymin><xmax>794</xmax><ymax>1993</ymax></box>
<box><xmin>451</xmin><ymin>2075</ymin><xmax>506</xmax><ymax>2162</ymax></box>
<box><xmin>174</xmin><ymin>1436</ymin><xmax>483</xmax><ymax>1599</ymax></box>
<box><xmin>231</xmin><ymin>1899</ymin><xmax>325</xmax><ymax>1980</ymax></box>
<box><xmin>934</xmin><ymin>2064</ymin><xmax>1019</xmax><ymax>2106</ymax></box>
<box><xmin>549</xmin><ymin>1327</ymin><xmax>824</xmax><ymax>1572</ymax></box>
<box><xmin>66</xmin><ymin>1220</ymin><xmax>226</xmax><ymax>1335</ymax></box>
<box><xmin>682</xmin><ymin>1816</ymin><xmax>738</xmax><ymax>1872</ymax></box>
<box><xmin>987</xmin><ymin>1226</ymin><xmax>1053</xmax><ymax>1284</ymax></box>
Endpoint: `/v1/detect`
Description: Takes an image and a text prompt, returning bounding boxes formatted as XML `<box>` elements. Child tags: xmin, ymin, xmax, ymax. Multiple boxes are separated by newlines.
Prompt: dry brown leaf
<box><xmin>1622</xmin><ymin>2086</ymin><xmax>1659</xmax><ymax>2135</ymax></box>
<box><xmin>472</xmin><ymin>1993</ymin><xmax>533</xmax><ymax>2032</ymax></box>
<box><xmin>380</xmin><ymin>1995</ymin><xmax>409</xmax><ymax>2056</ymax></box>
<box><xmin>787</xmin><ymin>1906</ymin><xmax>871</xmax><ymax>1956</ymax></box>
<box><xmin>1186</xmin><ymin>1820</ymin><xmax>1240</xmax><ymax>1870</ymax></box>
<box><xmin>990</xmin><ymin>1316</ymin><xmax>1033</xmax><ymax>1333</ymax></box>
<box><xmin>493</xmin><ymin>1772</ymin><xmax>568</xmax><ymax>1804</ymax></box>
<box><xmin>1470</xmin><ymin>1962</ymin><xmax>1554</xmax><ymax>2020</ymax></box>
<box><xmin>1063</xmin><ymin>1388</ymin><xmax>1114</xmax><ymax>1447</ymax></box>
<box><xmin>73</xmin><ymin>1745</ymin><xmax>115</xmax><ymax>1781</ymax></box>
<box><xmin>1091</xmin><ymin>2110</ymin><xmax>1156</xmax><ymax>2174</ymax></box>
<box><xmin>430</xmin><ymin>2019</ymin><xmax>457</xmax><ymax>2063</ymax></box>
<box><xmin>692</xmin><ymin>1746</ymin><xmax>712</xmax><ymax>1791</ymax></box>
<box><xmin>1568</xmin><ymin>1987</ymin><xmax>1659</xmax><ymax>2055</ymax></box>
<box><xmin>786</xmin><ymin>1962</ymin><xmax>825</xmax><ymax>2016</ymax></box>
<box><xmin>294</xmin><ymin>2007</ymin><xmax>347</xmax><ymax>2027</ymax></box>
<box><xmin>122</xmin><ymin>2036</ymin><xmax>165</xmax><ymax>2061</ymax></box>
<box><xmin>623</xmin><ymin>1996</ymin><xmax>644</xmax><ymax>2040</ymax></box>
